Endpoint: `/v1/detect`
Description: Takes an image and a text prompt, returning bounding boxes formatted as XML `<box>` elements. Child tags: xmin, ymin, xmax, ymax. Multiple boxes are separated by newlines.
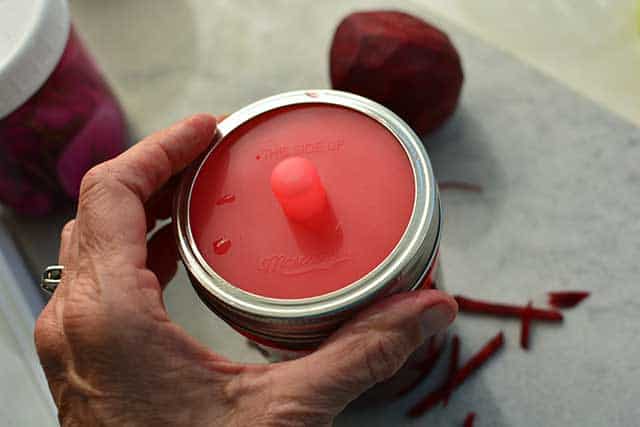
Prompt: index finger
<box><xmin>76</xmin><ymin>114</ymin><xmax>216</xmax><ymax>260</ymax></box>
<box><xmin>100</xmin><ymin>113</ymin><xmax>217</xmax><ymax>202</ymax></box>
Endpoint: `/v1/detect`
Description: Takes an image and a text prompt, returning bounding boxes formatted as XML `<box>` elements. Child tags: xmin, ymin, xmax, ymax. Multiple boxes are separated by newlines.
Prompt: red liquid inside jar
<box><xmin>0</xmin><ymin>28</ymin><xmax>127</xmax><ymax>215</ymax></box>
<box><xmin>189</xmin><ymin>104</ymin><xmax>415</xmax><ymax>299</ymax></box>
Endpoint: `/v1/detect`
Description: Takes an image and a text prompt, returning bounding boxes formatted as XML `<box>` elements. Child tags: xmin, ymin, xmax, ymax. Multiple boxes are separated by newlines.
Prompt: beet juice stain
<box><xmin>213</xmin><ymin>238</ymin><xmax>232</xmax><ymax>255</ymax></box>
<box><xmin>213</xmin><ymin>196</ymin><xmax>234</xmax><ymax>254</ymax></box>
<box><xmin>216</xmin><ymin>194</ymin><xmax>236</xmax><ymax>205</ymax></box>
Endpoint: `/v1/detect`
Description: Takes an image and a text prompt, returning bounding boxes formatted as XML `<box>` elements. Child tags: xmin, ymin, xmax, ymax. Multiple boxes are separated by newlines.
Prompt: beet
<box><xmin>0</xmin><ymin>28</ymin><xmax>127</xmax><ymax>216</ymax></box>
<box><xmin>330</xmin><ymin>11</ymin><xmax>464</xmax><ymax>136</ymax></box>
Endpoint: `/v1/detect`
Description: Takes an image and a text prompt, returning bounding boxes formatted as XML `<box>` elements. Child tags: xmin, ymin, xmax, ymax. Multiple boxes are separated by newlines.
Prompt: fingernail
<box><xmin>420</xmin><ymin>303</ymin><xmax>454</xmax><ymax>339</ymax></box>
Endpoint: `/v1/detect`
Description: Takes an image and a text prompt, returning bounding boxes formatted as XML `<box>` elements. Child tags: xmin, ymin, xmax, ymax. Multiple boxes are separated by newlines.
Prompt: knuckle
<box><xmin>78</xmin><ymin>164</ymin><xmax>112</xmax><ymax>205</ymax></box>
<box><xmin>80</xmin><ymin>164</ymin><xmax>108</xmax><ymax>189</ymax></box>
<box><xmin>61</xmin><ymin>220</ymin><xmax>75</xmax><ymax>240</ymax></box>
<box><xmin>223</xmin><ymin>371</ymin><xmax>252</xmax><ymax>404</ymax></box>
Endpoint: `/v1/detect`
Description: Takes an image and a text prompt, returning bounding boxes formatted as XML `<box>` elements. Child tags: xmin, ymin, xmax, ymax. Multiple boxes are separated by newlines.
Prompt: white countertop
<box><xmin>415</xmin><ymin>0</ymin><xmax>640</xmax><ymax>127</ymax></box>
<box><xmin>0</xmin><ymin>225</ymin><xmax>56</xmax><ymax>425</ymax></box>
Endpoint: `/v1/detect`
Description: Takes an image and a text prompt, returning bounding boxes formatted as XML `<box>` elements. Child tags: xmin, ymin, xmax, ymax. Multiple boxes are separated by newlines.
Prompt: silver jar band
<box><xmin>174</xmin><ymin>90</ymin><xmax>440</xmax><ymax>346</ymax></box>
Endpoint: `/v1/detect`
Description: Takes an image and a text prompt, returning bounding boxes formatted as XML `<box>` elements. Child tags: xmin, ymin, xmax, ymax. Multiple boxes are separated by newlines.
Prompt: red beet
<box><xmin>408</xmin><ymin>332</ymin><xmax>504</xmax><ymax>417</ymax></box>
<box><xmin>463</xmin><ymin>412</ymin><xmax>476</xmax><ymax>427</ymax></box>
<box><xmin>330</xmin><ymin>10</ymin><xmax>464</xmax><ymax>136</ymax></box>
<box><xmin>0</xmin><ymin>28</ymin><xmax>127</xmax><ymax>216</ymax></box>
<box><xmin>548</xmin><ymin>291</ymin><xmax>590</xmax><ymax>309</ymax></box>
<box><xmin>454</xmin><ymin>295</ymin><xmax>564</xmax><ymax>322</ymax></box>
<box><xmin>520</xmin><ymin>301</ymin><xmax>533</xmax><ymax>350</ymax></box>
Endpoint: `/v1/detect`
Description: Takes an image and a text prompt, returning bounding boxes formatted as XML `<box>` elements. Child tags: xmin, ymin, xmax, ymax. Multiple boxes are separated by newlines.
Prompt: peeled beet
<box><xmin>330</xmin><ymin>11</ymin><xmax>464</xmax><ymax>136</ymax></box>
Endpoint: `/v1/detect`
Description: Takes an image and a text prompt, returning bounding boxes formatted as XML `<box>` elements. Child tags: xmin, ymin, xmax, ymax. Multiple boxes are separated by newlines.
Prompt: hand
<box><xmin>34</xmin><ymin>114</ymin><xmax>457</xmax><ymax>426</ymax></box>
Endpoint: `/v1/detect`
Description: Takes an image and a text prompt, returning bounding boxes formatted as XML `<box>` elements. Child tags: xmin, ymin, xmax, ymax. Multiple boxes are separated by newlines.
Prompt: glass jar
<box><xmin>0</xmin><ymin>0</ymin><xmax>127</xmax><ymax>216</ymax></box>
<box><xmin>174</xmin><ymin>90</ymin><xmax>443</xmax><ymax>396</ymax></box>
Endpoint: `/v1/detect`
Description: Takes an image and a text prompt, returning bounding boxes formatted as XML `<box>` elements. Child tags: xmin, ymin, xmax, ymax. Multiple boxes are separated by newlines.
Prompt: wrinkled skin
<box><xmin>34</xmin><ymin>114</ymin><xmax>457</xmax><ymax>426</ymax></box>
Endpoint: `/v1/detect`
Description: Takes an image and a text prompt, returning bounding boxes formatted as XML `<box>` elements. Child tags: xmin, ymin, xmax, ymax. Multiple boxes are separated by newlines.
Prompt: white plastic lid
<box><xmin>0</xmin><ymin>0</ymin><xmax>70</xmax><ymax>119</ymax></box>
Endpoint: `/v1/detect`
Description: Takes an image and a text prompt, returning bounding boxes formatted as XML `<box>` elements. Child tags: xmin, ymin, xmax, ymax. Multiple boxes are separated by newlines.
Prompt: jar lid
<box><xmin>189</xmin><ymin>102</ymin><xmax>416</xmax><ymax>299</ymax></box>
<box><xmin>0</xmin><ymin>0</ymin><xmax>70</xmax><ymax>118</ymax></box>
<box><xmin>175</xmin><ymin>90</ymin><xmax>441</xmax><ymax>331</ymax></box>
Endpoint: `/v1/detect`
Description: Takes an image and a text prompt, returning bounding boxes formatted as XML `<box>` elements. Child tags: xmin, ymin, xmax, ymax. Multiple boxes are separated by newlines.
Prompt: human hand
<box><xmin>34</xmin><ymin>114</ymin><xmax>457</xmax><ymax>426</ymax></box>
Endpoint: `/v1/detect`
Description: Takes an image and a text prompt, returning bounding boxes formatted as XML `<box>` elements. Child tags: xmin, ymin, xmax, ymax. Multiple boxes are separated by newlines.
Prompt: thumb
<box><xmin>280</xmin><ymin>290</ymin><xmax>457</xmax><ymax>410</ymax></box>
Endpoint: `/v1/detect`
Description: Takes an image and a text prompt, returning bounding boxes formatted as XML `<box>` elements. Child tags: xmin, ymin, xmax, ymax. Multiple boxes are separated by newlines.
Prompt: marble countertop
<box><xmin>413</xmin><ymin>0</ymin><xmax>640</xmax><ymax>128</ymax></box>
<box><xmin>2</xmin><ymin>1</ymin><xmax>639</xmax><ymax>425</ymax></box>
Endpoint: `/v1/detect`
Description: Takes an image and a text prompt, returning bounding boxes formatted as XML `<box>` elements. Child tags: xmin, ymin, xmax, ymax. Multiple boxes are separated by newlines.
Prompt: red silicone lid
<box><xmin>189</xmin><ymin>104</ymin><xmax>414</xmax><ymax>299</ymax></box>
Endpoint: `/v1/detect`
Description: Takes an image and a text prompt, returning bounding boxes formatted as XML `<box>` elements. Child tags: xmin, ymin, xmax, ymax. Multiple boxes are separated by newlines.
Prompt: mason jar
<box><xmin>175</xmin><ymin>90</ymin><xmax>442</xmax><ymax>393</ymax></box>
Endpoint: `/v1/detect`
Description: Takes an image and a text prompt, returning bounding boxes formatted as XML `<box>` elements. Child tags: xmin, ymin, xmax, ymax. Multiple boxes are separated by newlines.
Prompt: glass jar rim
<box><xmin>174</xmin><ymin>90</ymin><xmax>440</xmax><ymax>324</ymax></box>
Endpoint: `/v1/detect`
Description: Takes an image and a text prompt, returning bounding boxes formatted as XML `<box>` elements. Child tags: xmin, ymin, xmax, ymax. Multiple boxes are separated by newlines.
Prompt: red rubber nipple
<box><xmin>271</xmin><ymin>157</ymin><xmax>329</xmax><ymax>227</ymax></box>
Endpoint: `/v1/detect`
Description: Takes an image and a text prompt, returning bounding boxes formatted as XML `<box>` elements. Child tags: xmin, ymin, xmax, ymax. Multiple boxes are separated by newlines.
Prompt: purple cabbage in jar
<box><xmin>0</xmin><ymin>27</ymin><xmax>127</xmax><ymax>216</ymax></box>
